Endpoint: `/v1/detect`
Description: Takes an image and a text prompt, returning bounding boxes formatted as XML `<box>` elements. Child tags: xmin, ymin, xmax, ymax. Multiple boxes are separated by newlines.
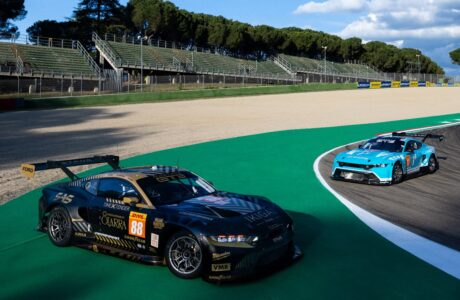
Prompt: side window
<box><xmin>405</xmin><ymin>141</ymin><xmax>414</xmax><ymax>152</ymax></box>
<box><xmin>415</xmin><ymin>141</ymin><xmax>422</xmax><ymax>150</ymax></box>
<box><xmin>85</xmin><ymin>179</ymin><xmax>98</xmax><ymax>196</ymax></box>
<box><xmin>97</xmin><ymin>178</ymin><xmax>139</xmax><ymax>200</ymax></box>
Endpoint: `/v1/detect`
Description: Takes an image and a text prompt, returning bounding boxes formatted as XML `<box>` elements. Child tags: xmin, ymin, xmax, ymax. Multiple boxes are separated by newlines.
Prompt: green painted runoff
<box><xmin>1</xmin><ymin>113</ymin><xmax>459</xmax><ymax>300</ymax></box>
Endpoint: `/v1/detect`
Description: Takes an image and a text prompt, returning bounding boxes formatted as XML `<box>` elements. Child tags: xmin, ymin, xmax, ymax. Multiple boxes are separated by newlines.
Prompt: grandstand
<box><xmin>1</xmin><ymin>32</ymin><xmax>427</xmax><ymax>95</ymax></box>
<box><xmin>0</xmin><ymin>39</ymin><xmax>100</xmax><ymax>79</ymax></box>
<box><xmin>277</xmin><ymin>54</ymin><xmax>383</xmax><ymax>80</ymax></box>
<box><xmin>95</xmin><ymin>34</ymin><xmax>291</xmax><ymax>80</ymax></box>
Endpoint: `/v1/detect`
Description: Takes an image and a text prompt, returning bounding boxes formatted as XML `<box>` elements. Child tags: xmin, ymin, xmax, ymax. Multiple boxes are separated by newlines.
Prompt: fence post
<box><xmin>39</xmin><ymin>76</ymin><xmax>42</xmax><ymax>97</ymax></box>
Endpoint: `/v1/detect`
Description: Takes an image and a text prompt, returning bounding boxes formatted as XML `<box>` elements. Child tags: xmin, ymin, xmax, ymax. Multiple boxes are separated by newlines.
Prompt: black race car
<box><xmin>21</xmin><ymin>156</ymin><xmax>301</xmax><ymax>281</ymax></box>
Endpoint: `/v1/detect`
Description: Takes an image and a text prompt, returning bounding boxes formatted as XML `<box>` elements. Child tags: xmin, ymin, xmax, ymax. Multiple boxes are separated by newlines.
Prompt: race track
<box><xmin>319</xmin><ymin>125</ymin><xmax>460</xmax><ymax>251</ymax></box>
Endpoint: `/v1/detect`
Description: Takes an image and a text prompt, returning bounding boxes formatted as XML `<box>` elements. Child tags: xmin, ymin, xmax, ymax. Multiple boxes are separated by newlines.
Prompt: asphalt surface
<box><xmin>319</xmin><ymin>124</ymin><xmax>460</xmax><ymax>251</ymax></box>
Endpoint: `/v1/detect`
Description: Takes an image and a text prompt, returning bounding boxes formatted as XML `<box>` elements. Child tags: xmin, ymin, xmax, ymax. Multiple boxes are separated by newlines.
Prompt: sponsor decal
<box><xmin>155</xmin><ymin>173</ymin><xmax>186</xmax><ymax>183</ymax></box>
<box><xmin>95</xmin><ymin>232</ymin><xmax>120</xmax><ymax>240</ymax></box>
<box><xmin>370</xmin><ymin>81</ymin><xmax>381</xmax><ymax>89</ymax></box>
<box><xmin>400</xmin><ymin>81</ymin><xmax>410</xmax><ymax>87</ymax></box>
<box><xmin>153</xmin><ymin>218</ymin><xmax>165</xmax><ymax>230</ymax></box>
<box><xmin>208</xmin><ymin>275</ymin><xmax>232</xmax><ymax>280</ymax></box>
<box><xmin>74</xmin><ymin>232</ymin><xmax>87</xmax><ymax>238</ymax></box>
<box><xmin>54</xmin><ymin>192</ymin><xmax>74</xmax><ymax>204</ymax></box>
<box><xmin>212</xmin><ymin>252</ymin><xmax>231</xmax><ymax>261</ymax></box>
<box><xmin>381</xmin><ymin>81</ymin><xmax>391</xmax><ymax>88</ymax></box>
<box><xmin>129</xmin><ymin>212</ymin><xmax>147</xmax><ymax>238</ymax></box>
<box><xmin>100</xmin><ymin>212</ymin><xmax>126</xmax><ymax>230</ymax></box>
<box><xmin>151</xmin><ymin>233</ymin><xmax>159</xmax><ymax>248</ymax></box>
<box><xmin>103</xmin><ymin>202</ymin><xmax>130</xmax><ymax>211</ymax></box>
<box><xmin>137</xmin><ymin>243</ymin><xmax>146</xmax><ymax>249</ymax></box>
<box><xmin>405</xmin><ymin>155</ymin><xmax>411</xmax><ymax>168</ymax></box>
<box><xmin>211</xmin><ymin>263</ymin><xmax>231</xmax><ymax>272</ymax></box>
<box><xmin>20</xmin><ymin>164</ymin><xmax>35</xmax><ymax>178</ymax></box>
<box><xmin>391</xmin><ymin>81</ymin><xmax>401</xmax><ymax>88</ymax></box>
<box><xmin>124</xmin><ymin>234</ymin><xmax>145</xmax><ymax>244</ymax></box>
<box><xmin>92</xmin><ymin>245</ymin><xmax>99</xmax><ymax>252</ymax></box>
<box><xmin>200</xmin><ymin>196</ymin><xmax>230</xmax><ymax>205</ymax></box>
<box><xmin>244</xmin><ymin>208</ymin><xmax>275</xmax><ymax>223</ymax></box>
<box><xmin>410</xmin><ymin>80</ymin><xmax>418</xmax><ymax>87</ymax></box>
<box><xmin>357</xmin><ymin>82</ymin><xmax>370</xmax><ymax>89</ymax></box>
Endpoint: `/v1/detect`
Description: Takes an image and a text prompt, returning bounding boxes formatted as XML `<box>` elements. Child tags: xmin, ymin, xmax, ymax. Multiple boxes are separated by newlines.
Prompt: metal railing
<box><xmin>76</xmin><ymin>40</ymin><xmax>101</xmax><ymax>76</ymax></box>
<box><xmin>92</xmin><ymin>32</ymin><xmax>121</xmax><ymax>68</ymax></box>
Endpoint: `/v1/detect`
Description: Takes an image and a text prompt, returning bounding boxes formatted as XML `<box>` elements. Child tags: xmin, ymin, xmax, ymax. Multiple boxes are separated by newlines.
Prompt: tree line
<box><xmin>1</xmin><ymin>0</ymin><xmax>445</xmax><ymax>74</ymax></box>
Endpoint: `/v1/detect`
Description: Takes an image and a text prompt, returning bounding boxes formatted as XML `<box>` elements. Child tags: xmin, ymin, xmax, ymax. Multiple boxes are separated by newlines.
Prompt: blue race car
<box><xmin>331</xmin><ymin>132</ymin><xmax>444</xmax><ymax>185</ymax></box>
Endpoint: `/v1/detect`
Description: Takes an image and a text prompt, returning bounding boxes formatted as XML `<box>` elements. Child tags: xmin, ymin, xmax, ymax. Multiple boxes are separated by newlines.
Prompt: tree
<box><xmin>450</xmin><ymin>48</ymin><xmax>460</xmax><ymax>65</ymax></box>
<box><xmin>0</xmin><ymin>0</ymin><xmax>27</xmax><ymax>38</ymax></box>
<box><xmin>74</xmin><ymin>0</ymin><xmax>123</xmax><ymax>35</ymax></box>
<box><xmin>26</xmin><ymin>20</ymin><xmax>79</xmax><ymax>40</ymax></box>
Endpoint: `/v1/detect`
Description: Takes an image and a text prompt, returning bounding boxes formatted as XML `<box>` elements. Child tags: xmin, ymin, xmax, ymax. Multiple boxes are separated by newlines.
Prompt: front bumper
<box><xmin>205</xmin><ymin>231</ymin><xmax>302</xmax><ymax>282</ymax></box>
<box><xmin>331</xmin><ymin>168</ymin><xmax>391</xmax><ymax>185</ymax></box>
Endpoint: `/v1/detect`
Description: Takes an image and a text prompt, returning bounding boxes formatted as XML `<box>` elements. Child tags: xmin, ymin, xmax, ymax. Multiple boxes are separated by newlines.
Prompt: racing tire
<box><xmin>47</xmin><ymin>206</ymin><xmax>73</xmax><ymax>247</ymax></box>
<box><xmin>391</xmin><ymin>162</ymin><xmax>404</xmax><ymax>185</ymax></box>
<box><xmin>427</xmin><ymin>155</ymin><xmax>438</xmax><ymax>174</ymax></box>
<box><xmin>165</xmin><ymin>231</ymin><xmax>203</xmax><ymax>279</ymax></box>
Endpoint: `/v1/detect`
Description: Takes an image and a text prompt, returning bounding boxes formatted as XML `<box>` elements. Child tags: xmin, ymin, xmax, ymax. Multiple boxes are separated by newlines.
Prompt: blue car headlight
<box><xmin>374</xmin><ymin>163</ymin><xmax>388</xmax><ymax>168</ymax></box>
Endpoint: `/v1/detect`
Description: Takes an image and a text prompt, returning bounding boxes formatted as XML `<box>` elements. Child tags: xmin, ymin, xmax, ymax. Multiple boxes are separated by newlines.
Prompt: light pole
<box><xmin>139</xmin><ymin>34</ymin><xmax>144</xmax><ymax>92</ymax></box>
<box><xmin>416</xmin><ymin>54</ymin><xmax>420</xmax><ymax>80</ymax></box>
<box><xmin>322</xmin><ymin>45</ymin><xmax>327</xmax><ymax>82</ymax></box>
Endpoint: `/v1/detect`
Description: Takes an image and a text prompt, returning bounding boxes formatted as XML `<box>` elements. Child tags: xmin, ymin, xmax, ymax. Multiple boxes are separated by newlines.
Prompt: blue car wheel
<box><xmin>391</xmin><ymin>162</ymin><xmax>404</xmax><ymax>184</ymax></box>
<box><xmin>428</xmin><ymin>155</ymin><xmax>438</xmax><ymax>174</ymax></box>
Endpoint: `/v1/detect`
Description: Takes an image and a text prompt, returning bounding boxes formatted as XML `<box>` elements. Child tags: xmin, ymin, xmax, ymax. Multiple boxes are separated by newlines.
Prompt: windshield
<box><xmin>362</xmin><ymin>138</ymin><xmax>405</xmax><ymax>152</ymax></box>
<box><xmin>137</xmin><ymin>172</ymin><xmax>216</xmax><ymax>205</ymax></box>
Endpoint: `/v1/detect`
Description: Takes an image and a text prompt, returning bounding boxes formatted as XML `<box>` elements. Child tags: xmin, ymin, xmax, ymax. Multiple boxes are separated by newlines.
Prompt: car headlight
<box><xmin>209</xmin><ymin>235</ymin><xmax>258</xmax><ymax>247</ymax></box>
<box><xmin>374</xmin><ymin>163</ymin><xmax>388</xmax><ymax>168</ymax></box>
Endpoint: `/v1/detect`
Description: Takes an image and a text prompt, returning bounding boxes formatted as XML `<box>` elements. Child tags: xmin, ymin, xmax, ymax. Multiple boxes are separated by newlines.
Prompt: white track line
<box><xmin>313</xmin><ymin>121</ymin><xmax>460</xmax><ymax>279</ymax></box>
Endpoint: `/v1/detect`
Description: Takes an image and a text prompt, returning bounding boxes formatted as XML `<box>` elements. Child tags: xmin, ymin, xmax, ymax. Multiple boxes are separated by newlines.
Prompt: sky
<box><xmin>13</xmin><ymin>0</ymin><xmax>460</xmax><ymax>76</ymax></box>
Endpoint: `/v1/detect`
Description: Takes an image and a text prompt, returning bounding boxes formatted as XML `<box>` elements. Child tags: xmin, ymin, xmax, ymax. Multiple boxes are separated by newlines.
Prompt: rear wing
<box><xmin>20</xmin><ymin>155</ymin><xmax>120</xmax><ymax>181</ymax></box>
<box><xmin>391</xmin><ymin>132</ymin><xmax>445</xmax><ymax>142</ymax></box>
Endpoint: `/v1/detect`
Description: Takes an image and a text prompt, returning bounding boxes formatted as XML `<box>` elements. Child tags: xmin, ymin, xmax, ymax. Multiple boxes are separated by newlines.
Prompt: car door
<box><xmin>89</xmin><ymin>177</ymin><xmax>151</xmax><ymax>253</ymax></box>
<box><xmin>404</xmin><ymin>140</ymin><xmax>422</xmax><ymax>174</ymax></box>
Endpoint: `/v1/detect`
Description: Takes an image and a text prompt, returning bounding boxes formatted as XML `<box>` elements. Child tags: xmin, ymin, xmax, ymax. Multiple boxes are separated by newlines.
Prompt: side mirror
<box><xmin>123</xmin><ymin>196</ymin><xmax>140</xmax><ymax>205</ymax></box>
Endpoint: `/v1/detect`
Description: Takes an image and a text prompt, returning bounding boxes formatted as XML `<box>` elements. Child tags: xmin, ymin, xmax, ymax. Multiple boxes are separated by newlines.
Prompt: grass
<box><xmin>20</xmin><ymin>83</ymin><xmax>356</xmax><ymax>110</ymax></box>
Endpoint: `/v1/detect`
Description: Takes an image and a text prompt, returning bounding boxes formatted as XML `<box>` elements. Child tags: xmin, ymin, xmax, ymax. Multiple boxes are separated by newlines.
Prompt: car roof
<box><xmin>84</xmin><ymin>165</ymin><xmax>188</xmax><ymax>181</ymax></box>
<box><xmin>371</xmin><ymin>136</ymin><xmax>418</xmax><ymax>143</ymax></box>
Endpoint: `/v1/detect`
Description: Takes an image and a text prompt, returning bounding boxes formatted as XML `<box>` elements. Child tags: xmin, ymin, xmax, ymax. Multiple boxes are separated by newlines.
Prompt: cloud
<box><xmin>294</xmin><ymin>0</ymin><xmax>460</xmax><ymax>74</ymax></box>
<box><xmin>387</xmin><ymin>40</ymin><xmax>404</xmax><ymax>48</ymax></box>
<box><xmin>294</xmin><ymin>0</ymin><xmax>367</xmax><ymax>14</ymax></box>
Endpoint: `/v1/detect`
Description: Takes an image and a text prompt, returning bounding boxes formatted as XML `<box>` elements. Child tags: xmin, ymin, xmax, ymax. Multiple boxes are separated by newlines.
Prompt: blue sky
<box><xmin>14</xmin><ymin>0</ymin><xmax>460</xmax><ymax>75</ymax></box>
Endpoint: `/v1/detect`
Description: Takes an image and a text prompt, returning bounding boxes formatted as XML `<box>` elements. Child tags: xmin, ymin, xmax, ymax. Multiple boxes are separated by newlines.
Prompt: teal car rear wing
<box><xmin>391</xmin><ymin>132</ymin><xmax>444</xmax><ymax>142</ymax></box>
